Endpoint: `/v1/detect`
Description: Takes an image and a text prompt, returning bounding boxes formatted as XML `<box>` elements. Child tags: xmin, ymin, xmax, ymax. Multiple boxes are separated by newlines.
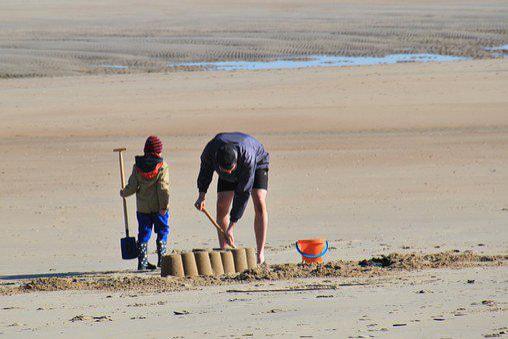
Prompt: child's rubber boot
<box><xmin>157</xmin><ymin>240</ymin><xmax>167</xmax><ymax>268</ymax></box>
<box><xmin>137</xmin><ymin>242</ymin><xmax>157</xmax><ymax>271</ymax></box>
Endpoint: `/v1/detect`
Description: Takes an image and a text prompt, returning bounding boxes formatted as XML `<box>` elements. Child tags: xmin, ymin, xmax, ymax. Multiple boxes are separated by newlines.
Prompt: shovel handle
<box><xmin>114</xmin><ymin>148</ymin><xmax>130</xmax><ymax>238</ymax></box>
<box><xmin>202</xmin><ymin>208</ymin><xmax>236</xmax><ymax>249</ymax></box>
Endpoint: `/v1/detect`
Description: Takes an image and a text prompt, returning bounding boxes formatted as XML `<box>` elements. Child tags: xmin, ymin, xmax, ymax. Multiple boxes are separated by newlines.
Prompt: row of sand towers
<box><xmin>161</xmin><ymin>247</ymin><xmax>257</xmax><ymax>277</ymax></box>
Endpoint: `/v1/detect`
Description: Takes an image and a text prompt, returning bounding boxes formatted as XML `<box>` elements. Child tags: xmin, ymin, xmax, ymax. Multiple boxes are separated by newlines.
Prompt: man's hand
<box><xmin>159</xmin><ymin>209</ymin><xmax>167</xmax><ymax>216</ymax></box>
<box><xmin>225</xmin><ymin>221</ymin><xmax>236</xmax><ymax>247</ymax></box>
<box><xmin>194</xmin><ymin>192</ymin><xmax>206</xmax><ymax>211</ymax></box>
<box><xmin>119</xmin><ymin>189</ymin><xmax>124</xmax><ymax>197</ymax></box>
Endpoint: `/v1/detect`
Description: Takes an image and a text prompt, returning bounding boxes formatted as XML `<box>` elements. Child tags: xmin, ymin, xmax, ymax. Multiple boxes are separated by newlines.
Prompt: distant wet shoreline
<box><xmin>167</xmin><ymin>53</ymin><xmax>472</xmax><ymax>72</ymax></box>
<box><xmin>1</xmin><ymin>0</ymin><xmax>506</xmax><ymax>78</ymax></box>
<box><xmin>96</xmin><ymin>48</ymin><xmax>506</xmax><ymax>73</ymax></box>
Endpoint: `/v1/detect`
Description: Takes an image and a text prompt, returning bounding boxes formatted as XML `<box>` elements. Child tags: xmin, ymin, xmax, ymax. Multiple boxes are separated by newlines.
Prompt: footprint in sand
<box><xmin>69</xmin><ymin>314</ymin><xmax>112</xmax><ymax>322</ymax></box>
<box><xmin>173</xmin><ymin>310</ymin><xmax>191</xmax><ymax>316</ymax></box>
<box><xmin>482</xmin><ymin>300</ymin><xmax>496</xmax><ymax>307</ymax></box>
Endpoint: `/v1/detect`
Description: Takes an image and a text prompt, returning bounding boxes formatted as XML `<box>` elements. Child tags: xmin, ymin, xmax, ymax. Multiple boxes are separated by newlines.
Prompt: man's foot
<box><xmin>221</xmin><ymin>228</ymin><xmax>235</xmax><ymax>249</ymax></box>
<box><xmin>227</xmin><ymin>227</ymin><xmax>235</xmax><ymax>244</ymax></box>
<box><xmin>259</xmin><ymin>261</ymin><xmax>270</xmax><ymax>272</ymax></box>
<box><xmin>257</xmin><ymin>250</ymin><xmax>265</xmax><ymax>265</ymax></box>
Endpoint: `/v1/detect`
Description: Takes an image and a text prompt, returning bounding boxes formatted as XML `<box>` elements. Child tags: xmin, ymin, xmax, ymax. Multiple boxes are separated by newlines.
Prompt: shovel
<box><xmin>114</xmin><ymin>147</ymin><xmax>138</xmax><ymax>260</ymax></box>
<box><xmin>201</xmin><ymin>208</ymin><xmax>236</xmax><ymax>249</ymax></box>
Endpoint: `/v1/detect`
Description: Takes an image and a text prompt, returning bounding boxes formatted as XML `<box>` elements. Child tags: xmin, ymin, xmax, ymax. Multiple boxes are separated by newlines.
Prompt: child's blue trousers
<box><xmin>136</xmin><ymin>211</ymin><xmax>170</xmax><ymax>243</ymax></box>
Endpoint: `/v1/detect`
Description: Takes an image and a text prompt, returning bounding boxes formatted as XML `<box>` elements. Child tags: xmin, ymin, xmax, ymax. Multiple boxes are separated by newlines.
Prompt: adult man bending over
<box><xmin>194</xmin><ymin>132</ymin><xmax>270</xmax><ymax>264</ymax></box>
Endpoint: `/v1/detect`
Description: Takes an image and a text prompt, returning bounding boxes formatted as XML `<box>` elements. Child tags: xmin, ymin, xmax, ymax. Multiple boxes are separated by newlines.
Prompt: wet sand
<box><xmin>1</xmin><ymin>0</ymin><xmax>507</xmax><ymax>77</ymax></box>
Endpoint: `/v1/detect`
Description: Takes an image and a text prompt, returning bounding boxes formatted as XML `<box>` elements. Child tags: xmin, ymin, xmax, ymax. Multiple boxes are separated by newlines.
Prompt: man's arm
<box><xmin>156</xmin><ymin>164</ymin><xmax>170</xmax><ymax>213</ymax></box>
<box><xmin>195</xmin><ymin>141</ymin><xmax>215</xmax><ymax>210</ymax></box>
<box><xmin>121</xmin><ymin>165</ymin><xmax>138</xmax><ymax>197</ymax></box>
<box><xmin>197</xmin><ymin>143</ymin><xmax>214</xmax><ymax>194</ymax></box>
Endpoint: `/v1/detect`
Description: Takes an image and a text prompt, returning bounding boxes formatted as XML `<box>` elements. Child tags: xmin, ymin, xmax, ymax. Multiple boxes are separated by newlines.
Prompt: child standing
<box><xmin>120</xmin><ymin>136</ymin><xmax>170</xmax><ymax>270</ymax></box>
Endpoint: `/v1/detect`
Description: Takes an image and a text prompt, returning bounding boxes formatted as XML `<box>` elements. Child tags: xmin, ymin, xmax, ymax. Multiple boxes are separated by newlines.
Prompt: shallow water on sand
<box><xmin>485</xmin><ymin>44</ymin><xmax>508</xmax><ymax>51</ymax></box>
<box><xmin>484</xmin><ymin>44</ymin><xmax>508</xmax><ymax>57</ymax></box>
<box><xmin>98</xmin><ymin>64</ymin><xmax>129</xmax><ymax>70</ymax></box>
<box><xmin>170</xmin><ymin>54</ymin><xmax>470</xmax><ymax>71</ymax></box>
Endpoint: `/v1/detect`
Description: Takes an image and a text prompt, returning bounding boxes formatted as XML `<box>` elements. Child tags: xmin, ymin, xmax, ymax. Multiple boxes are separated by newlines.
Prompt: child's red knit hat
<box><xmin>144</xmin><ymin>135</ymin><xmax>163</xmax><ymax>154</ymax></box>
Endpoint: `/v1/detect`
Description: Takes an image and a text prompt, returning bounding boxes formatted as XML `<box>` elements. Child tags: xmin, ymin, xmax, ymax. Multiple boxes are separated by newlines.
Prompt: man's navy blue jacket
<box><xmin>197</xmin><ymin>132</ymin><xmax>270</xmax><ymax>222</ymax></box>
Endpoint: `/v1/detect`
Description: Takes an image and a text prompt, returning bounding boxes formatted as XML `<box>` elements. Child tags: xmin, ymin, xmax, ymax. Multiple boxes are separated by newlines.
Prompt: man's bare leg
<box><xmin>251</xmin><ymin>189</ymin><xmax>268</xmax><ymax>264</ymax></box>
<box><xmin>216</xmin><ymin>191</ymin><xmax>234</xmax><ymax>249</ymax></box>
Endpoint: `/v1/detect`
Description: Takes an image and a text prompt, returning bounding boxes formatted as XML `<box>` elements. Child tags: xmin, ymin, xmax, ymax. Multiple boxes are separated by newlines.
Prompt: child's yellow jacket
<box><xmin>122</xmin><ymin>156</ymin><xmax>170</xmax><ymax>213</ymax></box>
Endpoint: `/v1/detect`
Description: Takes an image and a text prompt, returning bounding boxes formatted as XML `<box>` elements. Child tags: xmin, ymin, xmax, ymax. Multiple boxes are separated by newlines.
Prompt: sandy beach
<box><xmin>1</xmin><ymin>0</ymin><xmax>507</xmax><ymax>337</ymax></box>
<box><xmin>1</xmin><ymin>57</ymin><xmax>507</xmax><ymax>337</ymax></box>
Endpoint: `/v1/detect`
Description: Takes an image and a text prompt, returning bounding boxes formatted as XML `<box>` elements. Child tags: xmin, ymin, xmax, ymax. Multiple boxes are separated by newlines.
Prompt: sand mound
<box><xmin>236</xmin><ymin>251</ymin><xmax>506</xmax><ymax>281</ymax></box>
<box><xmin>358</xmin><ymin>251</ymin><xmax>503</xmax><ymax>270</ymax></box>
<box><xmin>1</xmin><ymin>251</ymin><xmax>504</xmax><ymax>295</ymax></box>
<box><xmin>17</xmin><ymin>275</ymin><xmax>217</xmax><ymax>294</ymax></box>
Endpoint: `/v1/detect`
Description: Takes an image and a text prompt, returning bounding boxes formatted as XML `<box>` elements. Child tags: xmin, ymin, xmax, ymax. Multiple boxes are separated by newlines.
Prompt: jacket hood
<box><xmin>135</xmin><ymin>155</ymin><xmax>163</xmax><ymax>179</ymax></box>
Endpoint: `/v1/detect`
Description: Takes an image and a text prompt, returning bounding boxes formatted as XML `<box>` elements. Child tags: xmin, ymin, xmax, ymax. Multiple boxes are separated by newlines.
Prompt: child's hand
<box><xmin>159</xmin><ymin>209</ymin><xmax>167</xmax><ymax>216</ymax></box>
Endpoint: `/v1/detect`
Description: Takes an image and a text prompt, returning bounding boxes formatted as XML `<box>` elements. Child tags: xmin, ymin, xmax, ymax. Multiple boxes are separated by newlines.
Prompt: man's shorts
<box><xmin>217</xmin><ymin>168</ymin><xmax>269</xmax><ymax>192</ymax></box>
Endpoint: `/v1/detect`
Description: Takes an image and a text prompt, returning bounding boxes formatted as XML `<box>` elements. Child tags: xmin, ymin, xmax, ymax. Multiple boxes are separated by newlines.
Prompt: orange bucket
<box><xmin>295</xmin><ymin>239</ymin><xmax>329</xmax><ymax>264</ymax></box>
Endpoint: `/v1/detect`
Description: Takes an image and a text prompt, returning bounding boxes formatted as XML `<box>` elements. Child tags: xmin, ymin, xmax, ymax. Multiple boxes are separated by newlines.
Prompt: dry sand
<box><xmin>1</xmin><ymin>0</ymin><xmax>508</xmax><ymax>77</ymax></box>
<box><xmin>1</xmin><ymin>0</ymin><xmax>508</xmax><ymax>336</ymax></box>
<box><xmin>1</xmin><ymin>266</ymin><xmax>507</xmax><ymax>338</ymax></box>
<box><xmin>1</xmin><ymin>58</ymin><xmax>507</xmax><ymax>337</ymax></box>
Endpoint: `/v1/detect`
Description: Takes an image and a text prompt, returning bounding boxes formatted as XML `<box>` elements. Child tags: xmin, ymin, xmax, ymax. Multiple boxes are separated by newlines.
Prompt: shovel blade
<box><xmin>121</xmin><ymin>236</ymin><xmax>138</xmax><ymax>260</ymax></box>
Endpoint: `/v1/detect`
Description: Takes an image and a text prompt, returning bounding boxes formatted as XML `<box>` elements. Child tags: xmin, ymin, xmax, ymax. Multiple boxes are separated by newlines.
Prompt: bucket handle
<box><xmin>295</xmin><ymin>241</ymin><xmax>329</xmax><ymax>259</ymax></box>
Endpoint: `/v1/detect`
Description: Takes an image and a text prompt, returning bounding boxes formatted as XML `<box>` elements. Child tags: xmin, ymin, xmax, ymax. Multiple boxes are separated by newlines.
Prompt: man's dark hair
<box><xmin>217</xmin><ymin>144</ymin><xmax>238</xmax><ymax>170</ymax></box>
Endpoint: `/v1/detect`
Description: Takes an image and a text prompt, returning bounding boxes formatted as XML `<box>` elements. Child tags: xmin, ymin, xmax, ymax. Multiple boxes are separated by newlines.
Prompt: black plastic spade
<box><xmin>114</xmin><ymin>147</ymin><xmax>138</xmax><ymax>260</ymax></box>
<box><xmin>121</xmin><ymin>233</ymin><xmax>138</xmax><ymax>259</ymax></box>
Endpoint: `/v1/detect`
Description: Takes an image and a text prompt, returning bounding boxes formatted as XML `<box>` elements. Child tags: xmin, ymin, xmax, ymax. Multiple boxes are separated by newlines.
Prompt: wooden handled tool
<box><xmin>114</xmin><ymin>147</ymin><xmax>138</xmax><ymax>260</ymax></box>
<box><xmin>202</xmin><ymin>208</ymin><xmax>236</xmax><ymax>249</ymax></box>
<box><xmin>114</xmin><ymin>147</ymin><xmax>130</xmax><ymax>237</ymax></box>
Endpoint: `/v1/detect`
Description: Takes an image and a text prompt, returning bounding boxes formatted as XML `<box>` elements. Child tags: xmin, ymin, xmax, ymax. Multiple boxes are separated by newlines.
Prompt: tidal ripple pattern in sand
<box><xmin>0</xmin><ymin>0</ymin><xmax>507</xmax><ymax>78</ymax></box>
